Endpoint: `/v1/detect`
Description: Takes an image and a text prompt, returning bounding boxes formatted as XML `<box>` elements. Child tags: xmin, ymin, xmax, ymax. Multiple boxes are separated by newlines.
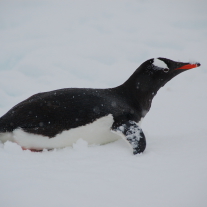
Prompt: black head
<box><xmin>141</xmin><ymin>57</ymin><xmax>200</xmax><ymax>85</ymax></box>
<box><xmin>125</xmin><ymin>57</ymin><xmax>201</xmax><ymax>93</ymax></box>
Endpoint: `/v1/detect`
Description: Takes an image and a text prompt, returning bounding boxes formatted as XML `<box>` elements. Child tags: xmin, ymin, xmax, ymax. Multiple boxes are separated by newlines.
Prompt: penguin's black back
<box><xmin>0</xmin><ymin>87</ymin><xmax>142</xmax><ymax>137</ymax></box>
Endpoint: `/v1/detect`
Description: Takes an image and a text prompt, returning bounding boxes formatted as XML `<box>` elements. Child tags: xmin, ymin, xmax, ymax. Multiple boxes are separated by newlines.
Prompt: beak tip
<box><xmin>196</xmin><ymin>63</ymin><xmax>201</xmax><ymax>67</ymax></box>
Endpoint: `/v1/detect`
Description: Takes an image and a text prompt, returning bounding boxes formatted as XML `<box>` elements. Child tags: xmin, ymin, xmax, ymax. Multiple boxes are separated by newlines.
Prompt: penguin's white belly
<box><xmin>0</xmin><ymin>114</ymin><xmax>121</xmax><ymax>150</ymax></box>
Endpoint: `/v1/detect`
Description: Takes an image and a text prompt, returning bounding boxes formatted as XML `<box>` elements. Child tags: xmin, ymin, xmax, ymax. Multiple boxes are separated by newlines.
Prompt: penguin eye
<box><xmin>163</xmin><ymin>68</ymin><xmax>169</xmax><ymax>73</ymax></box>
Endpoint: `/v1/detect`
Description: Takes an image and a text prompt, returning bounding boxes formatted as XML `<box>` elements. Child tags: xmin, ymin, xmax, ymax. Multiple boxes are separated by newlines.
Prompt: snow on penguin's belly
<box><xmin>10</xmin><ymin>114</ymin><xmax>121</xmax><ymax>150</ymax></box>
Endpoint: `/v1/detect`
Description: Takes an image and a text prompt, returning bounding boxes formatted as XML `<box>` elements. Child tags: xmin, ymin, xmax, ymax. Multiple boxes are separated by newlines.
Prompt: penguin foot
<box><xmin>21</xmin><ymin>147</ymin><xmax>43</xmax><ymax>152</ymax></box>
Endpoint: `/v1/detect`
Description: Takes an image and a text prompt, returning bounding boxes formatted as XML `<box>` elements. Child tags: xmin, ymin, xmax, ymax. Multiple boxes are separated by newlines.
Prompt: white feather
<box><xmin>153</xmin><ymin>58</ymin><xmax>169</xmax><ymax>69</ymax></box>
<box><xmin>0</xmin><ymin>114</ymin><xmax>121</xmax><ymax>150</ymax></box>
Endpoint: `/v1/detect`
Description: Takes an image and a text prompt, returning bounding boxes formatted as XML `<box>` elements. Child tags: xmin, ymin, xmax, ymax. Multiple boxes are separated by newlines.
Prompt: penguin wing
<box><xmin>112</xmin><ymin>120</ymin><xmax>146</xmax><ymax>154</ymax></box>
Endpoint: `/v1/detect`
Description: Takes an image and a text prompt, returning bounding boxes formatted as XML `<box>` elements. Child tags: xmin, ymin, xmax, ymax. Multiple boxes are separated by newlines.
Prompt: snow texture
<box><xmin>1</xmin><ymin>0</ymin><xmax>207</xmax><ymax>207</ymax></box>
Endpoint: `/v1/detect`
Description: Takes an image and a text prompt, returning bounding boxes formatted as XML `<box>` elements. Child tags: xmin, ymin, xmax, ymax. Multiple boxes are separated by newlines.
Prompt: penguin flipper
<box><xmin>112</xmin><ymin>120</ymin><xmax>146</xmax><ymax>154</ymax></box>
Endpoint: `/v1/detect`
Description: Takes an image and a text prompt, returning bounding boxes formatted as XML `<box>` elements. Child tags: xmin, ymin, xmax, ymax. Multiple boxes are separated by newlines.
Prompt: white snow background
<box><xmin>1</xmin><ymin>0</ymin><xmax>207</xmax><ymax>206</ymax></box>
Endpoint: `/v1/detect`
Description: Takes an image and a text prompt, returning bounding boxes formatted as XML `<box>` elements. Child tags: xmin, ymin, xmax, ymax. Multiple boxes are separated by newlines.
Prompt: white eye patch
<box><xmin>153</xmin><ymin>58</ymin><xmax>169</xmax><ymax>69</ymax></box>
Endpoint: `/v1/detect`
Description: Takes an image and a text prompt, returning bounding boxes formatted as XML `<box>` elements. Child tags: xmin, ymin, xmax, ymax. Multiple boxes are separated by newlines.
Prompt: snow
<box><xmin>1</xmin><ymin>0</ymin><xmax>207</xmax><ymax>206</ymax></box>
<box><xmin>153</xmin><ymin>58</ymin><xmax>169</xmax><ymax>69</ymax></box>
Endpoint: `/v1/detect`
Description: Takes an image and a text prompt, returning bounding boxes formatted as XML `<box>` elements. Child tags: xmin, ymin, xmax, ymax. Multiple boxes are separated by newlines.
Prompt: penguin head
<box><xmin>136</xmin><ymin>57</ymin><xmax>201</xmax><ymax>89</ymax></box>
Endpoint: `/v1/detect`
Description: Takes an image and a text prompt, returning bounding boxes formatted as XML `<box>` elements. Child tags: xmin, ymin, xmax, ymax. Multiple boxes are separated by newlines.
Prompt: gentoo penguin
<box><xmin>0</xmin><ymin>58</ymin><xmax>200</xmax><ymax>154</ymax></box>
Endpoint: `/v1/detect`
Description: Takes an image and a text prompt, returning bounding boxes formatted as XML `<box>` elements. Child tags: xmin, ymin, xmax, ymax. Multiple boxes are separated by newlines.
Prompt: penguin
<box><xmin>0</xmin><ymin>58</ymin><xmax>200</xmax><ymax>154</ymax></box>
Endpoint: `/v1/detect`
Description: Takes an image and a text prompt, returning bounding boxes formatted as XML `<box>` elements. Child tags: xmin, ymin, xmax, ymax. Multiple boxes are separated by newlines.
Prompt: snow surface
<box><xmin>1</xmin><ymin>0</ymin><xmax>207</xmax><ymax>207</ymax></box>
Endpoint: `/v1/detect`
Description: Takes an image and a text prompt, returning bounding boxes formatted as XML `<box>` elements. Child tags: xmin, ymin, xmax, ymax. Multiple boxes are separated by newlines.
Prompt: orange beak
<box><xmin>175</xmin><ymin>63</ymin><xmax>201</xmax><ymax>70</ymax></box>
